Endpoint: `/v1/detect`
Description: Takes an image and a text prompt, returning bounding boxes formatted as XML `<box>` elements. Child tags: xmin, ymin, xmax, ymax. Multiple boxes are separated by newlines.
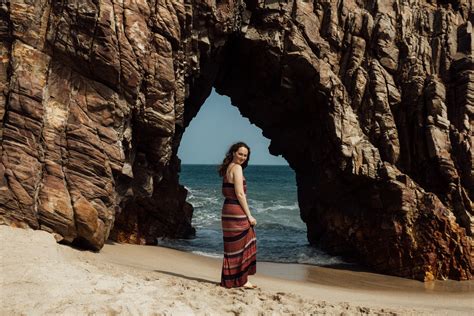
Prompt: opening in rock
<box><xmin>159</xmin><ymin>90</ymin><xmax>342</xmax><ymax>266</ymax></box>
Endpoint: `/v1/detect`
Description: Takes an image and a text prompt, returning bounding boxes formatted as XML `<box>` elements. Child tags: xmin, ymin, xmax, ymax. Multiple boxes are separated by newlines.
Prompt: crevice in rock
<box><xmin>111</xmin><ymin>0</ymin><xmax>123</xmax><ymax>90</ymax></box>
<box><xmin>33</xmin><ymin>60</ymin><xmax>51</xmax><ymax>222</ymax></box>
<box><xmin>86</xmin><ymin>0</ymin><xmax>100</xmax><ymax>81</ymax></box>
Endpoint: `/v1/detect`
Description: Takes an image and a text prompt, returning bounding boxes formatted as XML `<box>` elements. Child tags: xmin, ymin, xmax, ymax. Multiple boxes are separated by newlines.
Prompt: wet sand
<box><xmin>99</xmin><ymin>240</ymin><xmax>474</xmax><ymax>313</ymax></box>
<box><xmin>2</xmin><ymin>225</ymin><xmax>473</xmax><ymax>315</ymax></box>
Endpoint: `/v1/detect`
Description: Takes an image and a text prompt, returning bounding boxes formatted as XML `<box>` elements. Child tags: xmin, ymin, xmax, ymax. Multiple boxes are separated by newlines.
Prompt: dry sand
<box><xmin>1</xmin><ymin>225</ymin><xmax>473</xmax><ymax>315</ymax></box>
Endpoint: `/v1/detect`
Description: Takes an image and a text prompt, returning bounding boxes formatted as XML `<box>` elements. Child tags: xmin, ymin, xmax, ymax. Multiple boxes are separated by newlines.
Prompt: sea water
<box><xmin>157</xmin><ymin>164</ymin><xmax>344</xmax><ymax>265</ymax></box>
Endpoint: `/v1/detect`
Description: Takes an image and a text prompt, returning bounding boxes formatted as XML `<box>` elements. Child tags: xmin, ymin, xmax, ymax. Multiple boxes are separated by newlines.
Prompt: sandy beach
<box><xmin>1</xmin><ymin>225</ymin><xmax>473</xmax><ymax>315</ymax></box>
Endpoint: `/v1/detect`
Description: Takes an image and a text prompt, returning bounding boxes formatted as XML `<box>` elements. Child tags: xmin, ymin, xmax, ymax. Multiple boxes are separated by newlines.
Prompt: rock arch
<box><xmin>0</xmin><ymin>0</ymin><xmax>472</xmax><ymax>280</ymax></box>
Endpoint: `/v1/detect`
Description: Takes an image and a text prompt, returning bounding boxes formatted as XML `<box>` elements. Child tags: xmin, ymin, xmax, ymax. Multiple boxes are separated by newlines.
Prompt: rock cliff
<box><xmin>0</xmin><ymin>0</ymin><xmax>472</xmax><ymax>280</ymax></box>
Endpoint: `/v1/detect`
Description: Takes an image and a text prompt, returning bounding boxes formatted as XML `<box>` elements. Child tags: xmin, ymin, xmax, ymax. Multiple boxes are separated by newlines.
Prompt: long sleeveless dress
<box><xmin>220</xmin><ymin>174</ymin><xmax>257</xmax><ymax>288</ymax></box>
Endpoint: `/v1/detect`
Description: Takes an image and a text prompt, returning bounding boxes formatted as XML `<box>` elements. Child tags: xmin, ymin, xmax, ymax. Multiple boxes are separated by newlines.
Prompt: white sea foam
<box><xmin>188</xmin><ymin>249</ymin><xmax>344</xmax><ymax>266</ymax></box>
<box><xmin>247</xmin><ymin>200</ymin><xmax>299</xmax><ymax>213</ymax></box>
<box><xmin>198</xmin><ymin>196</ymin><xmax>220</xmax><ymax>204</ymax></box>
<box><xmin>191</xmin><ymin>251</ymin><xmax>223</xmax><ymax>259</ymax></box>
<box><xmin>192</xmin><ymin>213</ymin><xmax>220</xmax><ymax>227</ymax></box>
<box><xmin>257</xmin><ymin>204</ymin><xmax>299</xmax><ymax>213</ymax></box>
<box><xmin>295</xmin><ymin>252</ymin><xmax>345</xmax><ymax>265</ymax></box>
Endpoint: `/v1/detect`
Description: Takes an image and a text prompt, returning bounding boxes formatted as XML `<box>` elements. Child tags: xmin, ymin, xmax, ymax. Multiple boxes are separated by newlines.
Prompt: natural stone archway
<box><xmin>0</xmin><ymin>1</ymin><xmax>472</xmax><ymax>280</ymax></box>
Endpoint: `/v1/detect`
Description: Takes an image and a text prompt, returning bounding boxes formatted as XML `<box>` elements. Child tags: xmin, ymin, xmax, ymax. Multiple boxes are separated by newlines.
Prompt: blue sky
<box><xmin>178</xmin><ymin>90</ymin><xmax>287</xmax><ymax>165</ymax></box>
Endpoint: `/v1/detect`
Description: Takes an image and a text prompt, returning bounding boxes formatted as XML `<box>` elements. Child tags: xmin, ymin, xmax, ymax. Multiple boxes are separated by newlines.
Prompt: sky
<box><xmin>178</xmin><ymin>89</ymin><xmax>288</xmax><ymax>165</ymax></box>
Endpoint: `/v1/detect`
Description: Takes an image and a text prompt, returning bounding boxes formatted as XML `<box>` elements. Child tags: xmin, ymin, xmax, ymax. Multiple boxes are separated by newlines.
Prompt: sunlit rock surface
<box><xmin>0</xmin><ymin>0</ymin><xmax>472</xmax><ymax>280</ymax></box>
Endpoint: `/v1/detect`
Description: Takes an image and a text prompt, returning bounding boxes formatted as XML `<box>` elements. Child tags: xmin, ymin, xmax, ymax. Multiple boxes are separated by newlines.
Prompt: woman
<box><xmin>218</xmin><ymin>142</ymin><xmax>257</xmax><ymax>289</ymax></box>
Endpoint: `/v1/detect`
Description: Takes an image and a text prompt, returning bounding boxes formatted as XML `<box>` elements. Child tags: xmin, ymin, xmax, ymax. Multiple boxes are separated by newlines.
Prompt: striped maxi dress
<box><xmin>220</xmin><ymin>174</ymin><xmax>257</xmax><ymax>288</ymax></box>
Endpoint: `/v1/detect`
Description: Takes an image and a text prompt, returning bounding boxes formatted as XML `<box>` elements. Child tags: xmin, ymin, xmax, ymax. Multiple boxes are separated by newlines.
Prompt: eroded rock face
<box><xmin>0</xmin><ymin>0</ymin><xmax>472</xmax><ymax>279</ymax></box>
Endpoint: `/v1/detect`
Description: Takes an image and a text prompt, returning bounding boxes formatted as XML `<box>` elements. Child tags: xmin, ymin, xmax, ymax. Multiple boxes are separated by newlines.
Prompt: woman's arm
<box><xmin>232</xmin><ymin>165</ymin><xmax>256</xmax><ymax>225</ymax></box>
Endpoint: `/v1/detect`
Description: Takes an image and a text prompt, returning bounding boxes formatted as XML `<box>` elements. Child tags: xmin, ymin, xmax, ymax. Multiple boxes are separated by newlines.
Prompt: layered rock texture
<box><xmin>0</xmin><ymin>0</ymin><xmax>472</xmax><ymax>280</ymax></box>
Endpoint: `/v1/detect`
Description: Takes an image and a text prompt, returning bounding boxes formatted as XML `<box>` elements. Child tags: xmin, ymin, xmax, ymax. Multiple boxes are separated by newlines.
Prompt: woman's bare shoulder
<box><xmin>226</xmin><ymin>164</ymin><xmax>242</xmax><ymax>178</ymax></box>
<box><xmin>230</xmin><ymin>164</ymin><xmax>242</xmax><ymax>173</ymax></box>
<box><xmin>230</xmin><ymin>164</ymin><xmax>243</xmax><ymax>179</ymax></box>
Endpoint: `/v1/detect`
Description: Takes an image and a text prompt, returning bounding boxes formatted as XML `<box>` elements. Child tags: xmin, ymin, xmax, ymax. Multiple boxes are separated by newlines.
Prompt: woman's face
<box><xmin>233</xmin><ymin>146</ymin><xmax>248</xmax><ymax>165</ymax></box>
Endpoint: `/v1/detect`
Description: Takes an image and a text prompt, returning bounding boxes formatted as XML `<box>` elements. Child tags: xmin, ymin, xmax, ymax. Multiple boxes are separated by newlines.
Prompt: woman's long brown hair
<box><xmin>218</xmin><ymin>142</ymin><xmax>251</xmax><ymax>177</ymax></box>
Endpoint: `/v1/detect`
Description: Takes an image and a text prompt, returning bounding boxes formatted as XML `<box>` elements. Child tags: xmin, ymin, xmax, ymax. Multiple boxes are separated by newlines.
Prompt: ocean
<box><xmin>158</xmin><ymin>164</ymin><xmax>343</xmax><ymax>265</ymax></box>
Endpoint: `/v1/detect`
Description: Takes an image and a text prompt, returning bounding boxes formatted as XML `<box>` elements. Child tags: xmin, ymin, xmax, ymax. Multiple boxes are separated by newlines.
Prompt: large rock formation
<box><xmin>0</xmin><ymin>0</ymin><xmax>472</xmax><ymax>280</ymax></box>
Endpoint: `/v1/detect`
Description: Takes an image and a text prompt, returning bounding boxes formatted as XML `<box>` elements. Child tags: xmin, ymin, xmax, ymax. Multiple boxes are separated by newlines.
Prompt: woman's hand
<box><xmin>248</xmin><ymin>215</ymin><xmax>257</xmax><ymax>226</ymax></box>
